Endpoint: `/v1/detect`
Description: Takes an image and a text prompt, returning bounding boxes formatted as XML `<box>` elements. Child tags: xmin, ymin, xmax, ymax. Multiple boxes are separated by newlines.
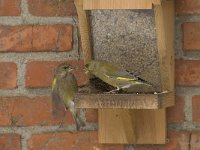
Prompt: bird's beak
<box><xmin>69</xmin><ymin>68</ymin><xmax>74</xmax><ymax>72</ymax></box>
<box><xmin>84</xmin><ymin>67</ymin><xmax>89</xmax><ymax>73</ymax></box>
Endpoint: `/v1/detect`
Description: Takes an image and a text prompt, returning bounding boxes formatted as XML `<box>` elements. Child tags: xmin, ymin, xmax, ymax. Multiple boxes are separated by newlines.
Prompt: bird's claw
<box><xmin>104</xmin><ymin>88</ymin><xmax>119</xmax><ymax>94</ymax></box>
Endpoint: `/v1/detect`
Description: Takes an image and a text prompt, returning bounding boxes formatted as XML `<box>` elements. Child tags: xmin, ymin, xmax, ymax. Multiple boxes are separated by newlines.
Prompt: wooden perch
<box><xmin>75</xmin><ymin>92</ymin><xmax>174</xmax><ymax>109</ymax></box>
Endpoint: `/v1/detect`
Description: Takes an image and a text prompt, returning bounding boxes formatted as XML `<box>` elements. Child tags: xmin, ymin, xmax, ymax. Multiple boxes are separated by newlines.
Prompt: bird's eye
<box><xmin>63</xmin><ymin>66</ymin><xmax>68</xmax><ymax>69</ymax></box>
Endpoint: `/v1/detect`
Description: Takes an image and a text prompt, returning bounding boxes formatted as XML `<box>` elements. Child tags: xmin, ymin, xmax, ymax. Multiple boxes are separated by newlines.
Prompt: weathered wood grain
<box><xmin>75</xmin><ymin>92</ymin><xmax>174</xmax><ymax>109</ymax></box>
<box><xmin>83</xmin><ymin>0</ymin><xmax>161</xmax><ymax>10</ymax></box>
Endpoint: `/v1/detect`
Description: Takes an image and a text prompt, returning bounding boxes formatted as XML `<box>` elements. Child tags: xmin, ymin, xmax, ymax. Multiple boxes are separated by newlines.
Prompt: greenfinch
<box><xmin>52</xmin><ymin>63</ymin><xmax>85</xmax><ymax>130</ymax></box>
<box><xmin>85</xmin><ymin>60</ymin><xmax>154</xmax><ymax>93</ymax></box>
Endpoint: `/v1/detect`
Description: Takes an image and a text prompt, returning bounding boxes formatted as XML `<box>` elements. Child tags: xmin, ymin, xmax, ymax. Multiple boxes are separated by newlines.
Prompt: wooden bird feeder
<box><xmin>74</xmin><ymin>0</ymin><xmax>175</xmax><ymax>144</ymax></box>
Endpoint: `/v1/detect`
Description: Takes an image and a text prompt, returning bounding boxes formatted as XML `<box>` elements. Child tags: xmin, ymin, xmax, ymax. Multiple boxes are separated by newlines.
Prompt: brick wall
<box><xmin>0</xmin><ymin>0</ymin><xmax>199</xmax><ymax>150</ymax></box>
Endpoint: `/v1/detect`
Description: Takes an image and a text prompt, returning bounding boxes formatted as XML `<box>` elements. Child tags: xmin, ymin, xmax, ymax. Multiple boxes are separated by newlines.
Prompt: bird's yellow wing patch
<box><xmin>116</xmin><ymin>77</ymin><xmax>135</xmax><ymax>81</ymax></box>
<box><xmin>52</xmin><ymin>78</ymin><xmax>57</xmax><ymax>90</ymax></box>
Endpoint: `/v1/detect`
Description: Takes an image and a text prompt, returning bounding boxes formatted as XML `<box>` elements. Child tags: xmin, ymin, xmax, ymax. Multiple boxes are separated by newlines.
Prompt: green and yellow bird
<box><xmin>52</xmin><ymin>63</ymin><xmax>85</xmax><ymax>130</ymax></box>
<box><xmin>85</xmin><ymin>60</ymin><xmax>153</xmax><ymax>93</ymax></box>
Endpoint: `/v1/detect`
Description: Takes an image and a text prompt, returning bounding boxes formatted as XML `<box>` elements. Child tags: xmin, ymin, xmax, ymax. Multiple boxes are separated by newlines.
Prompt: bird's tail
<box><xmin>72</xmin><ymin>112</ymin><xmax>86</xmax><ymax>130</ymax></box>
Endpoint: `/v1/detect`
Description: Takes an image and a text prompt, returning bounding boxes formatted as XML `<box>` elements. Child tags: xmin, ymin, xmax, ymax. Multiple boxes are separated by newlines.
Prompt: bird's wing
<box><xmin>102</xmin><ymin>63</ymin><xmax>138</xmax><ymax>81</ymax></box>
<box><xmin>51</xmin><ymin>77</ymin><xmax>65</xmax><ymax>117</ymax></box>
<box><xmin>52</xmin><ymin>78</ymin><xmax>60</xmax><ymax>104</ymax></box>
<box><xmin>71</xmin><ymin>74</ymin><xmax>78</xmax><ymax>93</ymax></box>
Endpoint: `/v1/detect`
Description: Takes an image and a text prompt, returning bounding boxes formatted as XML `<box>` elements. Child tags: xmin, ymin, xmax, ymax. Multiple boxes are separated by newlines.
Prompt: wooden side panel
<box><xmin>99</xmin><ymin>109</ymin><xmax>166</xmax><ymax>144</ymax></box>
<box><xmin>83</xmin><ymin>0</ymin><xmax>161</xmax><ymax>10</ymax></box>
<box><xmin>154</xmin><ymin>0</ymin><xmax>175</xmax><ymax>92</ymax></box>
<box><xmin>74</xmin><ymin>0</ymin><xmax>92</xmax><ymax>64</ymax></box>
<box><xmin>163</xmin><ymin>0</ymin><xmax>175</xmax><ymax>92</ymax></box>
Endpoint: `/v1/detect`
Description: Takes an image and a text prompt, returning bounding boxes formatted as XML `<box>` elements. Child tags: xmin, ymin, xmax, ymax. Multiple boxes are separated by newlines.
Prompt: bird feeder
<box><xmin>74</xmin><ymin>0</ymin><xmax>175</xmax><ymax>144</ymax></box>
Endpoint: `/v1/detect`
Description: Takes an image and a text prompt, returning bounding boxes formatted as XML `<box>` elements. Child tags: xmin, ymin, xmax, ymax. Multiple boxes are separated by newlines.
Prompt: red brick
<box><xmin>27</xmin><ymin>131</ymin><xmax>124</xmax><ymax>150</ymax></box>
<box><xmin>0</xmin><ymin>96</ymin><xmax>74</xmax><ymax>126</ymax></box>
<box><xmin>0</xmin><ymin>0</ymin><xmax>21</xmax><ymax>16</ymax></box>
<box><xmin>176</xmin><ymin>0</ymin><xmax>200</xmax><ymax>15</ymax></box>
<box><xmin>0</xmin><ymin>62</ymin><xmax>17</xmax><ymax>89</ymax></box>
<box><xmin>183</xmin><ymin>23</ymin><xmax>200</xmax><ymax>50</ymax></box>
<box><xmin>165</xmin><ymin>132</ymin><xmax>190</xmax><ymax>150</ymax></box>
<box><xmin>26</xmin><ymin>60</ymin><xmax>87</xmax><ymax>88</ymax></box>
<box><xmin>191</xmin><ymin>132</ymin><xmax>200</xmax><ymax>150</ymax></box>
<box><xmin>0</xmin><ymin>25</ymin><xmax>72</xmax><ymax>52</ymax></box>
<box><xmin>192</xmin><ymin>96</ymin><xmax>200</xmax><ymax>122</ymax></box>
<box><xmin>175</xmin><ymin>60</ymin><xmax>200</xmax><ymax>86</ymax></box>
<box><xmin>28</xmin><ymin>0</ymin><xmax>76</xmax><ymax>16</ymax></box>
<box><xmin>167</xmin><ymin>96</ymin><xmax>185</xmax><ymax>123</ymax></box>
<box><xmin>85</xmin><ymin>109</ymin><xmax>98</xmax><ymax>123</ymax></box>
<box><xmin>0</xmin><ymin>134</ymin><xmax>21</xmax><ymax>150</ymax></box>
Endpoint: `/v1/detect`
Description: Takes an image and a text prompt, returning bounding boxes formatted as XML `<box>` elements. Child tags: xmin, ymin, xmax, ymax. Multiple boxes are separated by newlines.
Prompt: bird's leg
<box><xmin>105</xmin><ymin>87</ymin><xmax>120</xmax><ymax>94</ymax></box>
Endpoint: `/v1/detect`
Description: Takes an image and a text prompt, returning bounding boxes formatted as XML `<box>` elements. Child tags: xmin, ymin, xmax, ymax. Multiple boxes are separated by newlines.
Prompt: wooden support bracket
<box><xmin>74</xmin><ymin>0</ymin><xmax>175</xmax><ymax>144</ymax></box>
